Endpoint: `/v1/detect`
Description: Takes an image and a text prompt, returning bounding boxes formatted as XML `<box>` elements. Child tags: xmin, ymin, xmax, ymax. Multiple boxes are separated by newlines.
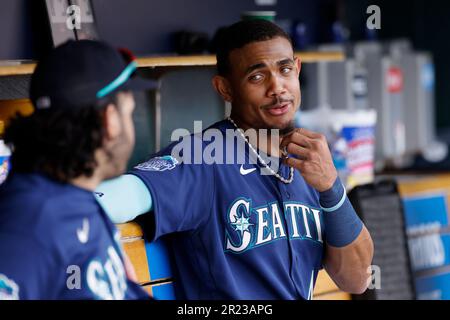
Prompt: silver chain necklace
<box><xmin>227</xmin><ymin>117</ymin><xmax>294</xmax><ymax>184</ymax></box>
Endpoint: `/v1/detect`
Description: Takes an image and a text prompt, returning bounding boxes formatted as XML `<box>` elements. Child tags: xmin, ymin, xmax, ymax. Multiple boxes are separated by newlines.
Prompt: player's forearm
<box><xmin>95</xmin><ymin>174</ymin><xmax>153</xmax><ymax>223</ymax></box>
<box><xmin>323</xmin><ymin>226</ymin><xmax>374</xmax><ymax>294</ymax></box>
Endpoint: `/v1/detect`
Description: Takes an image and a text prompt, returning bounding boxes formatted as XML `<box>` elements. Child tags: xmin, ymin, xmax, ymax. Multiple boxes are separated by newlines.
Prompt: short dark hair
<box><xmin>4</xmin><ymin>95</ymin><xmax>119</xmax><ymax>183</ymax></box>
<box><xmin>216</xmin><ymin>19</ymin><xmax>293</xmax><ymax>76</ymax></box>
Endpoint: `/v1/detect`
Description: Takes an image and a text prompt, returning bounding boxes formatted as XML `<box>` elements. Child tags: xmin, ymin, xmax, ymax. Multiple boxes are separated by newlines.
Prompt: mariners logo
<box><xmin>0</xmin><ymin>274</ymin><xmax>19</xmax><ymax>300</ymax></box>
<box><xmin>135</xmin><ymin>156</ymin><xmax>179</xmax><ymax>172</ymax></box>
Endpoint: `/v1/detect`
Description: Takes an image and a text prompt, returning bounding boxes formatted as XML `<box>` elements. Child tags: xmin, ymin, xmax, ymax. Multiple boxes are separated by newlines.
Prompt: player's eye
<box><xmin>280</xmin><ymin>66</ymin><xmax>293</xmax><ymax>75</ymax></box>
<box><xmin>248</xmin><ymin>73</ymin><xmax>264</xmax><ymax>82</ymax></box>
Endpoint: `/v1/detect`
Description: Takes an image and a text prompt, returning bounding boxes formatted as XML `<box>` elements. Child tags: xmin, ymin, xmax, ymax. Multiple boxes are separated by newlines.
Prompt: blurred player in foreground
<box><xmin>0</xmin><ymin>40</ymin><xmax>155</xmax><ymax>300</ymax></box>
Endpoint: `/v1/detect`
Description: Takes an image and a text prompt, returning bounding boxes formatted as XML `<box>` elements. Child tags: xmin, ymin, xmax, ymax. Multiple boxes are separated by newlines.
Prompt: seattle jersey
<box><xmin>130</xmin><ymin>120</ymin><xmax>326</xmax><ymax>300</ymax></box>
<box><xmin>0</xmin><ymin>173</ymin><xmax>148</xmax><ymax>300</ymax></box>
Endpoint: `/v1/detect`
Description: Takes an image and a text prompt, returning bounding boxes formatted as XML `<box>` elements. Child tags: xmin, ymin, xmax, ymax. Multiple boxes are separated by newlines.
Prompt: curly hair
<box><xmin>4</xmin><ymin>96</ymin><xmax>118</xmax><ymax>183</ymax></box>
<box><xmin>216</xmin><ymin>19</ymin><xmax>293</xmax><ymax>76</ymax></box>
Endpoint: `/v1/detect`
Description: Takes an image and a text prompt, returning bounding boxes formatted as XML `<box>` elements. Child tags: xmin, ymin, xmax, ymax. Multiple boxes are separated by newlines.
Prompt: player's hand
<box><xmin>280</xmin><ymin>128</ymin><xmax>337</xmax><ymax>192</ymax></box>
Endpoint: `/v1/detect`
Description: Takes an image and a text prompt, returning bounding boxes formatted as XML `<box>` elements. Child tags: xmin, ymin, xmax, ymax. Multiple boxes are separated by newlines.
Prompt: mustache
<box><xmin>260</xmin><ymin>97</ymin><xmax>294</xmax><ymax>110</ymax></box>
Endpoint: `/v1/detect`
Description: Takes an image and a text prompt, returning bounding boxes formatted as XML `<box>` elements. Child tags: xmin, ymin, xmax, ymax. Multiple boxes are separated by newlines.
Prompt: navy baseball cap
<box><xmin>30</xmin><ymin>40</ymin><xmax>157</xmax><ymax>110</ymax></box>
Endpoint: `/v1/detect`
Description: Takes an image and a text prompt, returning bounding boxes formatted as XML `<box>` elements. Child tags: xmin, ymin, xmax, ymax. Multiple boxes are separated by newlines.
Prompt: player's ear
<box><xmin>103</xmin><ymin>103</ymin><xmax>121</xmax><ymax>140</ymax></box>
<box><xmin>212</xmin><ymin>75</ymin><xmax>233</xmax><ymax>102</ymax></box>
<box><xmin>294</xmin><ymin>57</ymin><xmax>301</xmax><ymax>76</ymax></box>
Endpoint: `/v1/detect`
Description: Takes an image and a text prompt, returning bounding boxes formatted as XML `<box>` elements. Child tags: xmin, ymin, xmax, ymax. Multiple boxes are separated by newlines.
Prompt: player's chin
<box><xmin>262</xmin><ymin>111</ymin><xmax>296</xmax><ymax>131</ymax></box>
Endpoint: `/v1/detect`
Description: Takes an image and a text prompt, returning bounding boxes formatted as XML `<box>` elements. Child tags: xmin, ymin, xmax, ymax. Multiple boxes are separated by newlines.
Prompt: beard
<box><xmin>103</xmin><ymin>130</ymin><xmax>134</xmax><ymax>180</ymax></box>
<box><xmin>279</xmin><ymin>120</ymin><xmax>296</xmax><ymax>136</ymax></box>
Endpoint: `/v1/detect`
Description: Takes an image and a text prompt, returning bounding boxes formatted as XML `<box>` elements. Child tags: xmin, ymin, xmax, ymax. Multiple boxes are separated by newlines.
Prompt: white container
<box><xmin>296</xmin><ymin>108</ymin><xmax>377</xmax><ymax>190</ymax></box>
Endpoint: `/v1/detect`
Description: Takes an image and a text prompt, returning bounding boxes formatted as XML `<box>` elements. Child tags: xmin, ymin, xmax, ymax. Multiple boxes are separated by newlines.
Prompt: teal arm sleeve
<box><xmin>95</xmin><ymin>174</ymin><xmax>153</xmax><ymax>223</ymax></box>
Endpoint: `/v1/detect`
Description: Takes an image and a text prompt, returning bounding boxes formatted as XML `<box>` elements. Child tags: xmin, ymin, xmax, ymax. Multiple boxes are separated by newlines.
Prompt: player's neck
<box><xmin>70</xmin><ymin>173</ymin><xmax>103</xmax><ymax>191</ymax></box>
<box><xmin>69</xmin><ymin>150</ymin><xmax>109</xmax><ymax>191</ymax></box>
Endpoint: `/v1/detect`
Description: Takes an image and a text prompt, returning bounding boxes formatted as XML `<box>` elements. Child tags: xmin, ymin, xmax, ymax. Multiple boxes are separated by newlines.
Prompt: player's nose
<box><xmin>266</xmin><ymin>74</ymin><xmax>287</xmax><ymax>97</ymax></box>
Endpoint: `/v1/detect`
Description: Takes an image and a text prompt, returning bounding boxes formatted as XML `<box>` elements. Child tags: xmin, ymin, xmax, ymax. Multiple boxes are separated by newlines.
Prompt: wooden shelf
<box><xmin>0</xmin><ymin>63</ymin><xmax>36</xmax><ymax>77</ymax></box>
<box><xmin>0</xmin><ymin>51</ymin><xmax>344</xmax><ymax>77</ymax></box>
<box><xmin>137</xmin><ymin>51</ymin><xmax>344</xmax><ymax>67</ymax></box>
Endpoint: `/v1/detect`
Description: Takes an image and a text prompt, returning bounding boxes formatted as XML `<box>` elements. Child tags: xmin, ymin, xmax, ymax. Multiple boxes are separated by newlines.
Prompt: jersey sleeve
<box><xmin>129</xmin><ymin>135</ymin><xmax>215</xmax><ymax>240</ymax></box>
<box><xmin>0</xmin><ymin>233</ymin><xmax>55</xmax><ymax>300</ymax></box>
<box><xmin>95</xmin><ymin>174</ymin><xmax>153</xmax><ymax>224</ymax></box>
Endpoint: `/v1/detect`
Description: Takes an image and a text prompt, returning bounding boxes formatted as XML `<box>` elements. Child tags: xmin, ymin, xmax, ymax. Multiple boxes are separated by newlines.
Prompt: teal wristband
<box><xmin>319</xmin><ymin>177</ymin><xmax>363</xmax><ymax>247</ymax></box>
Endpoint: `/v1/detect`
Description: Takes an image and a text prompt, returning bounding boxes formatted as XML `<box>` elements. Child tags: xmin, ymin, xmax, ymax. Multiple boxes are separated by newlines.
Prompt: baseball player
<box><xmin>97</xmin><ymin>20</ymin><xmax>374</xmax><ymax>299</ymax></box>
<box><xmin>0</xmin><ymin>40</ymin><xmax>156</xmax><ymax>300</ymax></box>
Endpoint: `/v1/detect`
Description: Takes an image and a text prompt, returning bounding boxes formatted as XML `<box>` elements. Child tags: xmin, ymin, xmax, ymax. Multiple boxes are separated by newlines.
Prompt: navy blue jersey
<box><xmin>0</xmin><ymin>173</ymin><xmax>148</xmax><ymax>300</ymax></box>
<box><xmin>130</xmin><ymin>120</ymin><xmax>325</xmax><ymax>300</ymax></box>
